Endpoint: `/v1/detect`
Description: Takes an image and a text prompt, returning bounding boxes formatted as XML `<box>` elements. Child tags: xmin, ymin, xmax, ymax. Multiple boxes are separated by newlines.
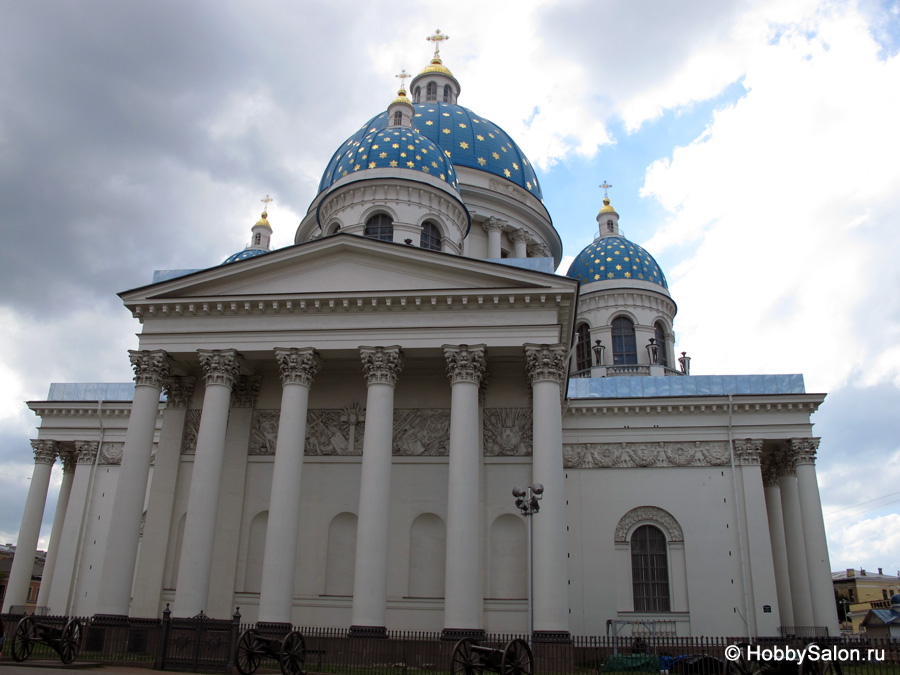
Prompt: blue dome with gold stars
<box><xmin>319</xmin><ymin>124</ymin><xmax>458</xmax><ymax>193</ymax></box>
<box><xmin>222</xmin><ymin>248</ymin><xmax>269</xmax><ymax>265</ymax></box>
<box><xmin>566</xmin><ymin>235</ymin><xmax>668</xmax><ymax>289</ymax></box>
<box><xmin>319</xmin><ymin>102</ymin><xmax>542</xmax><ymax>199</ymax></box>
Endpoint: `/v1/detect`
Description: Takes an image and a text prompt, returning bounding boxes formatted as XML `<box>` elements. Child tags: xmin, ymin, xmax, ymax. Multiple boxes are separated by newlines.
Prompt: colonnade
<box><xmin>481</xmin><ymin>218</ymin><xmax>549</xmax><ymax>260</ymax></box>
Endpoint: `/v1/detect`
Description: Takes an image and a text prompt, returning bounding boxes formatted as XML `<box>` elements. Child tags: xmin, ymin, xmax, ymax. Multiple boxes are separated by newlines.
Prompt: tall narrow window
<box><xmin>420</xmin><ymin>221</ymin><xmax>442</xmax><ymax>251</ymax></box>
<box><xmin>413</xmin><ymin>86</ymin><xmax>421</xmax><ymax>103</ymax></box>
<box><xmin>443</xmin><ymin>85</ymin><xmax>451</xmax><ymax>102</ymax></box>
<box><xmin>612</xmin><ymin>317</ymin><xmax>637</xmax><ymax>365</ymax></box>
<box><xmin>631</xmin><ymin>525</ymin><xmax>670</xmax><ymax>612</ymax></box>
<box><xmin>575</xmin><ymin>323</ymin><xmax>592</xmax><ymax>372</ymax></box>
<box><xmin>253</xmin><ymin>233</ymin><xmax>261</xmax><ymax>245</ymax></box>
<box><xmin>392</xmin><ymin>111</ymin><xmax>403</xmax><ymax>126</ymax></box>
<box><xmin>426</xmin><ymin>82</ymin><xmax>437</xmax><ymax>101</ymax></box>
<box><xmin>364</xmin><ymin>214</ymin><xmax>393</xmax><ymax>242</ymax></box>
<box><xmin>654</xmin><ymin>322</ymin><xmax>668</xmax><ymax>367</ymax></box>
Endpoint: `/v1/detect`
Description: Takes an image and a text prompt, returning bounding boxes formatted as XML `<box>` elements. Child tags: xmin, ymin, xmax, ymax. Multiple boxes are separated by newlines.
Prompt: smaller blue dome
<box><xmin>320</xmin><ymin>125</ymin><xmax>459</xmax><ymax>194</ymax></box>
<box><xmin>566</xmin><ymin>235</ymin><xmax>668</xmax><ymax>289</ymax></box>
<box><xmin>223</xmin><ymin>248</ymin><xmax>269</xmax><ymax>265</ymax></box>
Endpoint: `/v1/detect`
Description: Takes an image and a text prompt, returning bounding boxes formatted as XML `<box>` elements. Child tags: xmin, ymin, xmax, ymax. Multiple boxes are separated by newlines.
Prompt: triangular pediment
<box><xmin>122</xmin><ymin>234</ymin><xmax>574</xmax><ymax>302</ymax></box>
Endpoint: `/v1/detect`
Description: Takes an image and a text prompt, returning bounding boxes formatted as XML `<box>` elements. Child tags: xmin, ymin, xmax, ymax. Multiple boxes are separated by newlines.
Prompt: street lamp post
<box><xmin>512</xmin><ymin>483</ymin><xmax>543</xmax><ymax>643</ymax></box>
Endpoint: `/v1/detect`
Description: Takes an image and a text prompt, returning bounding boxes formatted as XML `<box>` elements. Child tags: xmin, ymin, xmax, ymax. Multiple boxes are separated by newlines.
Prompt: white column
<box><xmin>174</xmin><ymin>349</ymin><xmax>242</xmax><ymax>617</ymax></box>
<box><xmin>442</xmin><ymin>344</ymin><xmax>487</xmax><ymax>635</ymax></box>
<box><xmin>778</xmin><ymin>452</ymin><xmax>814</xmax><ymax>627</ymax></box>
<box><xmin>258</xmin><ymin>348</ymin><xmax>322</xmax><ymax>625</ymax></box>
<box><xmin>48</xmin><ymin>442</ymin><xmax>99</xmax><ymax>615</ymax></box>
<box><xmin>482</xmin><ymin>218</ymin><xmax>505</xmax><ymax>259</ymax></box>
<box><xmin>792</xmin><ymin>438</ymin><xmax>840</xmax><ymax>635</ymax></box>
<box><xmin>2</xmin><ymin>441</ymin><xmax>57</xmax><ymax>612</ymax></box>
<box><xmin>509</xmin><ymin>229</ymin><xmax>529</xmax><ymax>258</ymax></box>
<box><xmin>36</xmin><ymin>450</ymin><xmax>76</xmax><ymax>609</ymax></box>
<box><xmin>762</xmin><ymin>461</ymin><xmax>794</xmax><ymax>628</ymax></box>
<box><xmin>350</xmin><ymin>346</ymin><xmax>404</xmax><ymax>636</ymax></box>
<box><xmin>95</xmin><ymin>350</ymin><xmax>169</xmax><ymax>617</ymax></box>
<box><xmin>524</xmin><ymin>343</ymin><xmax>570</xmax><ymax>638</ymax></box>
<box><xmin>132</xmin><ymin>377</ymin><xmax>195</xmax><ymax>617</ymax></box>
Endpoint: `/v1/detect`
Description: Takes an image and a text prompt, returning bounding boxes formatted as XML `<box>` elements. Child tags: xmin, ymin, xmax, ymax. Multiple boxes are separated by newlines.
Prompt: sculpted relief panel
<box><xmin>483</xmin><ymin>408</ymin><xmax>533</xmax><ymax>456</ymax></box>
<box><xmin>563</xmin><ymin>441</ymin><xmax>730</xmax><ymax>469</ymax></box>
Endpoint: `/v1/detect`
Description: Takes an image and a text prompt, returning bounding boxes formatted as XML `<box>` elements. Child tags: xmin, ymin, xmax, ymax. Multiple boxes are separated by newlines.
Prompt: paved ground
<box><xmin>0</xmin><ymin>661</ymin><xmax>202</xmax><ymax>674</ymax></box>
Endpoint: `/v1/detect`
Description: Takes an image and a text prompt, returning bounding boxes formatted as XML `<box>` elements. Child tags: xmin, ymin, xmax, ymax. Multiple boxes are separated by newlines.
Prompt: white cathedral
<box><xmin>3</xmin><ymin>36</ymin><xmax>838</xmax><ymax>639</ymax></box>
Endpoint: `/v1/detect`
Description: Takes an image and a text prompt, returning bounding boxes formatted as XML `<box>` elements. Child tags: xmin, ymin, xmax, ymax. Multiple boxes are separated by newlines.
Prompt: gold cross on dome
<box><xmin>395</xmin><ymin>69</ymin><xmax>410</xmax><ymax>90</ymax></box>
<box><xmin>261</xmin><ymin>194</ymin><xmax>274</xmax><ymax>210</ymax></box>
<box><xmin>426</xmin><ymin>29</ymin><xmax>449</xmax><ymax>58</ymax></box>
<box><xmin>599</xmin><ymin>181</ymin><xmax>613</xmax><ymax>198</ymax></box>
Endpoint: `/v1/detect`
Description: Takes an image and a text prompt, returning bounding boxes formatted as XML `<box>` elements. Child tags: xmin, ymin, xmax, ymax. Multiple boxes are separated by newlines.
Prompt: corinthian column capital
<box><xmin>31</xmin><ymin>440</ymin><xmax>58</xmax><ymax>465</ymax></box>
<box><xmin>275</xmin><ymin>347</ymin><xmax>323</xmax><ymax>387</ymax></box>
<box><xmin>75</xmin><ymin>441</ymin><xmax>100</xmax><ymax>465</ymax></box>
<box><xmin>789</xmin><ymin>437</ymin><xmax>820</xmax><ymax>466</ymax></box>
<box><xmin>774</xmin><ymin>452</ymin><xmax>796</xmax><ymax>478</ymax></box>
<box><xmin>761</xmin><ymin>461</ymin><xmax>780</xmax><ymax>488</ymax></box>
<box><xmin>197</xmin><ymin>349</ymin><xmax>242</xmax><ymax>389</ymax></box>
<box><xmin>481</xmin><ymin>217</ymin><xmax>506</xmax><ymax>233</ymax></box>
<box><xmin>524</xmin><ymin>343</ymin><xmax>567</xmax><ymax>385</ymax></box>
<box><xmin>59</xmin><ymin>450</ymin><xmax>77</xmax><ymax>474</ymax></box>
<box><xmin>508</xmin><ymin>228</ymin><xmax>530</xmax><ymax>244</ymax></box>
<box><xmin>163</xmin><ymin>377</ymin><xmax>196</xmax><ymax>409</ymax></box>
<box><xmin>443</xmin><ymin>344</ymin><xmax>487</xmax><ymax>385</ymax></box>
<box><xmin>129</xmin><ymin>350</ymin><xmax>171</xmax><ymax>388</ymax></box>
<box><xmin>359</xmin><ymin>346</ymin><xmax>404</xmax><ymax>387</ymax></box>
<box><xmin>733</xmin><ymin>438</ymin><xmax>764</xmax><ymax>465</ymax></box>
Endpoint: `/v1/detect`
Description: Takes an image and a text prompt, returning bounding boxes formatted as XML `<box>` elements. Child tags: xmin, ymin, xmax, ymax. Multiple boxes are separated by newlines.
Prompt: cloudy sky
<box><xmin>1</xmin><ymin>0</ymin><xmax>898</xmax><ymax>576</ymax></box>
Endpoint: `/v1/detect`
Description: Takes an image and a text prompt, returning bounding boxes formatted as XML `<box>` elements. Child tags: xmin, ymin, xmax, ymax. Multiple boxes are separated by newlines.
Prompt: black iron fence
<box><xmin>1</xmin><ymin>612</ymin><xmax>899</xmax><ymax>674</ymax></box>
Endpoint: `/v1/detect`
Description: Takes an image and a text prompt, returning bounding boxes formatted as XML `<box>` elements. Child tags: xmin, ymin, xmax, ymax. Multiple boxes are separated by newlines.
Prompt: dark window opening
<box><xmin>575</xmin><ymin>323</ymin><xmax>592</xmax><ymax>372</ymax></box>
<box><xmin>420</xmin><ymin>221</ymin><xmax>442</xmax><ymax>251</ymax></box>
<box><xmin>426</xmin><ymin>82</ymin><xmax>437</xmax><ymax>102</ymax></box>
<box><xmin>612</xmin><ymin>317</ymin><xmax>638</xmax><ymax>365</ymax></box>
<box><xmin>631</xmin><ymin>525</ymin><xmax>670</xmax><ymax>612</ymax></box>
<box><xmin>364</xmin><ymin>214</ymin><xmax>393</xmax><ymax>242</ymax></box>
<box><xmin>655</xmin><ymin>322</ymin><xmax>668</xmax><ymax>367</ymax></box>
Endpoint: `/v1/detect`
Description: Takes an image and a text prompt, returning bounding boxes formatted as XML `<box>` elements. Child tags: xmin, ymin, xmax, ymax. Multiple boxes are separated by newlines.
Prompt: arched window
<box><xmin>655</xmin><ymin>322</ymin><xmax>668</xmax><ymax>367</ymax></box>
<box><xmin>253</xmin><ymin>233</ymin><xmax>261</xmax><ymax>245</ymax></box>
<box><xmin>328</xmin><ymin>222</ymin><xmax>340</xmax><ymax>235</ymax></box>
<box><xmin>364</xmin><ymin>214</ymin><xmax>393</xmax><ymax>242</ymax></box>
<box><xmin>443</xmin><ymin>84</ymin><xmax>451</xmax><ymax>102</ymax></box>
<box><xmin>607</xmin><ymin>219</ymin><xmax>614</xmax><ymax>232</ymax></box>
<box><xmin>413</xmin><ymin>86</ymin><xmax>421</xmax><ymax>103</ymax></box>
<box><xmin>420</xmin><ymin>221</ymin><xmax>442</xmax><ymax>251</ymax></box>
<box><xmin>631</xmin><ymin>525</ymin><xmax>670</xmax><ymax>612</ymax></box>
<box><xmin>426</xmin><ymin>82</ymin><xmax>437</xmax><ymax>102</ymax></box>
<box><xmin>575</xmin><ymin>323</ymin><xmax>592</xmax><ymax>372</ymax></box>
<box><xmin>392</xmin><ymin>110</ymin><xmax>403</xmax><ymax>126</ymax></box>
<box><xmin>612</xmin><ymin>317</ymin><xmax>637</xmax><ymax>365</ymax></box>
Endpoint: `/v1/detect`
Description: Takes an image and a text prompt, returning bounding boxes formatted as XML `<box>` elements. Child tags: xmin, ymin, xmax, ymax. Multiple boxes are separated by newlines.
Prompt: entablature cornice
<box><xmin>125</xmin><ymin>289</ymin><xmax>573</xmax><ymax>323</ymax></box>
<box><xmin>564</xmin><ymin>393</ymin><xmax>824</xmax><ymax>418</ymax></box>
<box><xmin>576</xmin><ymin>288</ymin><xmax>676</xmax><ymax>317</ymax></box>
<box><xmin>27</xmin><ymin>400</ymin><xmax>153</xmax><ymax>419</ymax></box>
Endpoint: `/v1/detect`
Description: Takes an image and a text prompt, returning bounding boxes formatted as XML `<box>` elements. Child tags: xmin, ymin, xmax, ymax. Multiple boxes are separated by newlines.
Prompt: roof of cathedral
<box><xmin>319</xmin><ymin>124</ymin><xmax>459</xmax><ymax>193</ymax></box>
<box><xmin>318</xmin><ymin>102</ymin><xmax>542</xmax><ymax>199</ymax></box>
<box><xmin>566</xmin><ymin>234</ymin><xmax>668</xmax><ymax>289</ymax></box>
<box><xmin>222</xmin><ymin>248</ymin><xmax>269</xmax><ymax>265</ymax></box>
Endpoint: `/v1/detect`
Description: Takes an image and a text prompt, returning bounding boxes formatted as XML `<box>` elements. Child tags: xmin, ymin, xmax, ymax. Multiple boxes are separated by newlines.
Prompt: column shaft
<box><xmin>793</xmin><ymin>439</ymin><xmax>840</xmax><ymax>634</ymax></box>
<box><xmin>780</xmin><ymin>471</ymin><xmax>814</xmax><ymax>626</ymax></box>
<box><xmin>443</xmin><ymin>345</ymin><xmax>486</xmax><ymax>633</ymax></box>
<box><xmin>36</xmin><ymin>452</ymin><xmax>76</xmax><ymax>608</ymax></box>
<box><xmin>763</xmin><ymin>464</ymin><xmax>794</xmax><ymax>628</ymax></box>
<box><xmin>482</xmin><ymin>219</ymin><xmax>504</xmax><ymax>259</ymax></box>
<box><xmin>258</xmin><ymin>348</ymin><xmax>321</xmax><ymax>625</ymax></box>
<box><xmin>2</xmin><ymin>442</ymin><xmax>57</xmax><ymax>612</ymax></box>
<box><xmin>525</xmin><ymin>344</ymin><xmax>570</xmax><ymax>637</ymax></box>
<box><xmin>351</xmin><ymin>346</ymin><xmax>403</xmax><ymax>634</ymax></box>
<box><xmin>95</xmin><ymin>350</ymin><xmax>169</xmax><ymax>617</ymax></box>
<box><xmin>174</xmin><ymin>349</ymin><xmax>241</xmax><ymax>617</ymax></box>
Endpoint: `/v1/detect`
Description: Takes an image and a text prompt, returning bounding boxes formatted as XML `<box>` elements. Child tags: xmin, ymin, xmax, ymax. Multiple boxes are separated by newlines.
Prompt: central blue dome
<box><xmin>319</xmin><ymin>102</ymin><xmax>543</xmax><ymax>200</ymax></box>
<box><xmin>566</xmin><ymin>235</ymin><xmax>668</xmax><ymax>289</ymax></box>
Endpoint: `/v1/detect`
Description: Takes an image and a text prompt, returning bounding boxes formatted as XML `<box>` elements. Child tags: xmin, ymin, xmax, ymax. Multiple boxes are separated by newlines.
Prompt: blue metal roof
<box><xmin>223</xmin><ymin>248</ymin><xmax>269</xmax><ymax>265</ymax></box>
<box><xmin>46</xmin><ymin>383</ymin><xmax>166</xmax><ymax>402</ymax></box>
<box><xmin>567</xmin><ymin>374</ymin><xmax>806</xmax><ymax>399</ymax></box>
<box><xmin>566</xmin><ymin>235</ymin><xmax>668</xmax><ymax>289</ymax></box>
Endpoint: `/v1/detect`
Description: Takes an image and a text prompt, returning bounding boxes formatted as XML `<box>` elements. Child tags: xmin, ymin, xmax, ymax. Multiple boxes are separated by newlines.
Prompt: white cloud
<box><xmin>827</xmin><ymin>513</ymin><xmax>900</xmax><ymax>572</ymax></box>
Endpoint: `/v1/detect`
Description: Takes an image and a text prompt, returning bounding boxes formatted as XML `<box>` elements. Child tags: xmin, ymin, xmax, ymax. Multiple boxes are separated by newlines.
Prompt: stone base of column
<box><xmin>441</xmin><ymin>628</ymin><xmax>486</xmax><ymax>641</ymax></box>
<box><xmin>532</xmin><ymin>630</ymin><xmax>572</xmax><ymax>643</ymax></box>
<box><xmin>348</xmin><ymin>625</ymin><xmax>388</xmax><ymax>639</ymax></box>
<box><xmin>256</xmin><ymin>621</ymin><xmax>294</xmax><ymax>635</ymax></box>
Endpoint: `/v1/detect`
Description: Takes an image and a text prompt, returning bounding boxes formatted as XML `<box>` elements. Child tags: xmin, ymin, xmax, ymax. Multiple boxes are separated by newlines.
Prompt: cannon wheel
<box><xmin>59</xmin><ymin>618</ymin><xmax>83</xmax><ymax>665</ymax></box>
<box><xmin>799</xmin><ymin>648</ymin><xmax>844</xmax><ymax>675</ymax></box>
<box><xmin>501</xmin><ymin>638</ymin><xmax>533</xmax><ymax>675</ymax></box>
<box><xmin>280</xmin><ymin>631</ymin><xmax>306</xmax><ymax>675</ymax></box>
<box><xmin>236</xmin><ymin>629</ymin><xmax>264</xmax><ymax>675</ymax></box>
<box><xmin>12</xmin><ymin>615</ymin><xmax>36</xmax><ymax>662</ymax></box>
<box><xmin>452</xmin><ymin>637</ymin><xmax>481</xmax><ymax>675</ymax></box>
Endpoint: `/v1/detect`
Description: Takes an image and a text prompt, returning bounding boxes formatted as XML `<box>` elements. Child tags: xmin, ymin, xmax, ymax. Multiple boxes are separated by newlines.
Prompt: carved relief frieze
<box><xmin>488</xmin><ymin>179</ymin><xmax>527</xmax><ymax>203</ymax></box>
<box><xmin>563</xmin><ymin>440</ymin><xmax>730</xmax><ymax>468</ymax></box>
<box><xmin>393</xmin><ymin>409</ymin><xmax>449</xmax><ymax>456</ymax></box>
<box><xmin>483</xmin><ymin>408</ymin><xmax>533</xmax><ymax>456</ymax></box>
<box><xmin>99</xmin><ymin>442</ymin><xmax>124</xmax><ymax>465</ymax></box>
<box><xmin>249</xmin><ymin>410</ymin><xmax>280</xmax><ymax>456</ymax></box>
<box><xmin>181</xmin><ymin>409</ymin><xmax>202</xmax><ymax>455</ymax></box>
<box><xmin>307</xmin><ymin>409</ymin><xmax>364</xmax><ymax>455</ymax></box>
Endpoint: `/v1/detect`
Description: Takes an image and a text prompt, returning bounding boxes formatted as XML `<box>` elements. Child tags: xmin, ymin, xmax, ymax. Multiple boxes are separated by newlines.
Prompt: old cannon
<box><xmin>451</xmin><ymin>637</ymin><xmax>534</xmax><ymax>675</ymax></box>
<box><xmin>10</xmin><ymin>615</ymin><xmax>83</xmax><ymax>664</ymax></box>
<box><xmin>235</xmin><ymin>627</ymin><xmax>306</xmax><ymax>675</ymax></box>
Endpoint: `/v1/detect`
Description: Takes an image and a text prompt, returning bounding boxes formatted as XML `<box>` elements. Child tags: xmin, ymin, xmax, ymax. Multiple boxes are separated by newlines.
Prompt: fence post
<box><xmin>155</xmin><ymin>603</ymin><xmax>171</xmax><ymax>670</ymax></box>
<box><xmin>225</xmin><ymin>607</ymin><xmax>240</xmax><ymax>673</ymax></box>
